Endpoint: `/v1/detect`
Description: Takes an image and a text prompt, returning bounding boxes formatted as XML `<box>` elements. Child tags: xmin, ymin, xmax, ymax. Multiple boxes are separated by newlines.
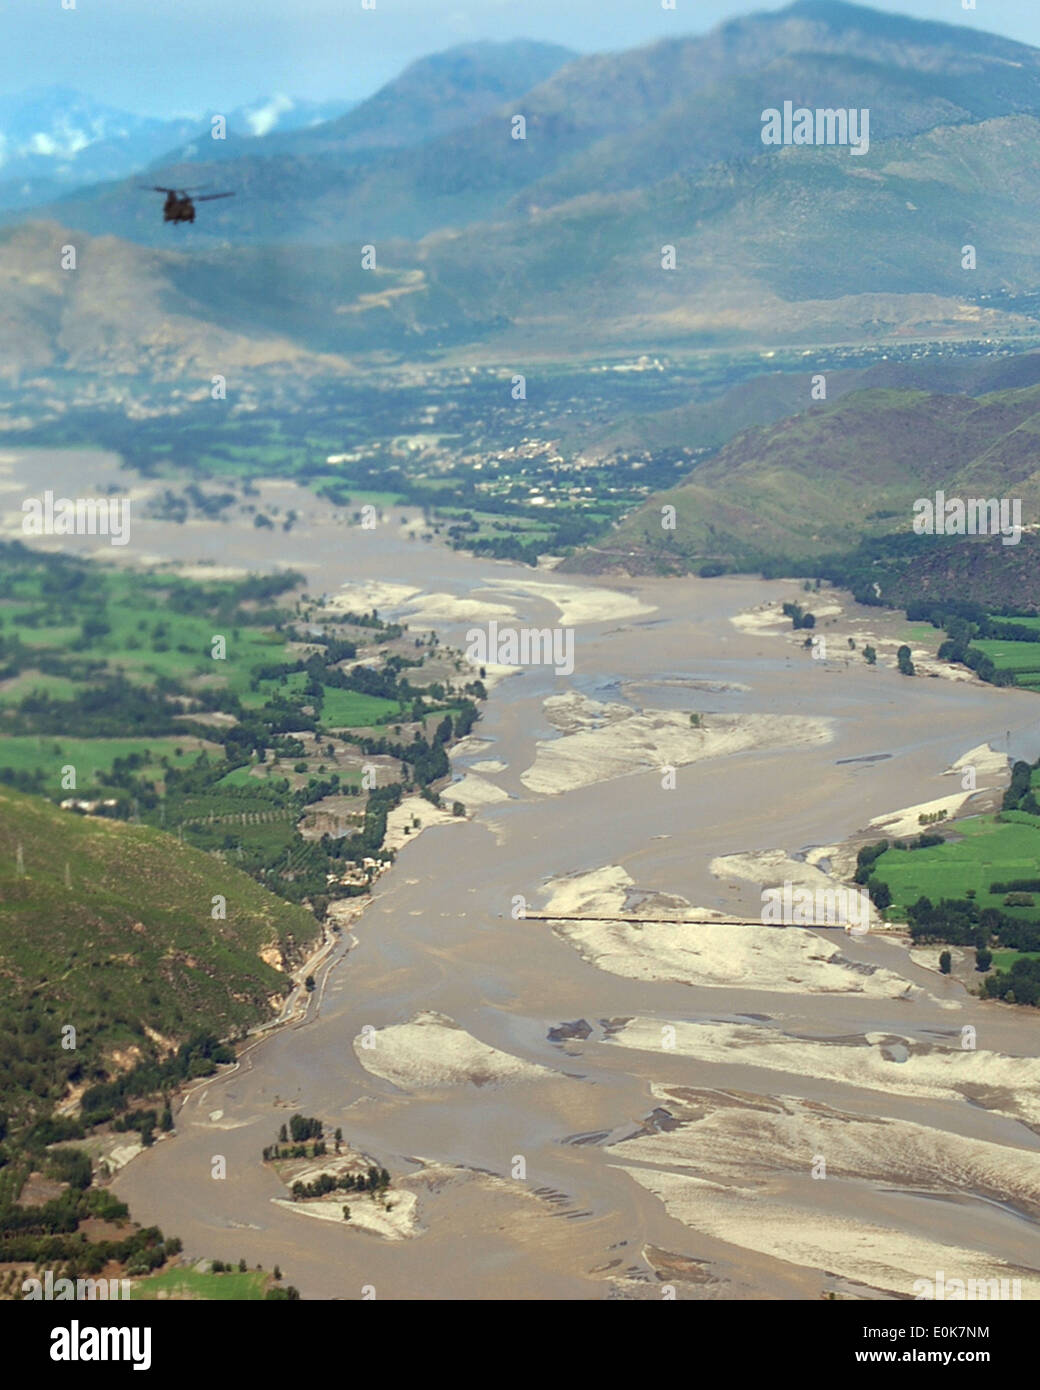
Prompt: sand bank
<box><xmin>383</xmin><ymin>796</ymin><xmax>458</xmax><ymax>854</ymax></box>
<box><xmin>541</xmin><ymin>866</ymin><xmax>919</xmax><ymax>999</ymax></box>
<box><xmin>615</xmin><ymin>1089</ymin><xmax>1040</xmax><ymax>1215</ymax></box>
<box><xmin>446</xmin><ymin>773</ymin><xmax>509</xmax><ymax>810</ymax></box>
<box><xmin>730</xmin><ymin>594</ymin><xmax>980</xmax><ymax>683</ymax></box>
<box><xmin>521</xmin><ymin>692</ymin><xmax>833</xmax><ymax>796</ymax></box>
<box><xmin>553</xmin><ymin>918</ymin><xmax>921</xmax><ymax>998</ymax></box>
<box><xmin>272</xmin><ymin>1190</ymin><xmax>419</xmax><ymax>1240</ymax></box>
<box><xmin>402</xmin><ymin>592</ymin><xmax>519</xmax><ymax>625</ymax></box>
<box><xmin>605</xmin><ymin>1018</ymin><xmax>1040</xmax><ymax>1127</ymax></box>
<box><xmin>353</xmin><ymin>1010</ymin><xmax>558</xmax><ymax>1090</ymax></box>
<box><xmin>869</xmin><ymin>794</ymin><xmax>977</xmax><ymax>839</ymax></box>
<box><xmin>612</xmin><ymin>1088</ymin><xmax>1040</xmax><ymax>1293</ymax></box>
<box><xmin>616</xmin><ymin>1164</ymin><xmax>1038</xmax><ymax>1299</ymax></box>
<box><xmin>482</xmin><ymin>576</ymin><xmax>655</xmax><ymax>626</ymax></box>
<box><xmin>327</xmin><ymin>580</ymin><xmax>421</xmax><ymax>613</ymax></box>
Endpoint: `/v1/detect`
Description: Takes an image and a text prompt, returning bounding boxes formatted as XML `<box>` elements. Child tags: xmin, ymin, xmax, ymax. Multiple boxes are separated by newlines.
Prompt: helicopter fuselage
<box><xmin>163</xmin><ymin>194</ymin><xmax>196</xmax><ymax>224</ymax></box>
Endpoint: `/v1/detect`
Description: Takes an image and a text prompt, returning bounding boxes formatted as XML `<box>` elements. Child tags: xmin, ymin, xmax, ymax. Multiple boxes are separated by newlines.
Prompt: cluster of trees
<box><xmin>262</xmin><ymin>1141</ymin><xmax>326</xmax><ymax>1161</ymax></box>
<box><xmin>983</xmin><ymin>955</ymin><xmax>1040</xmax><ymax>1006</ymax></box>
<box><xmin>323</xmin><ymin>784</ymin><xmax>402</xmax><ymax>875</ymax></box>
<box><xmin>900</xmin><ymin>603</ymin><xmax>1032</xmax><ymax>687</ymax></box>
<box><xmin>897</xmin><ymin>894</ymin><xmax>1040</xmax><ymax>1003</ymax></box>
<box><xmin>0</xmin><ymin>1184</ymin><xmax>177</xmax><ymax>1276</ymax></box>
<box><xmin>80</xmin><ymin>1033</ymin><xmax>234</xmax><ymax>1126</ymax></box>
<box><xmin>287</xmin><ymin>1114</ymin><xmax>322</xmax><ymax>1142</ymax></box>
<box><xmin>1002</xmin><ymin>759</ymin><xmax>1040</xmax><ymax>815</ymax></box>
<box><xmin>781</xmin><ymin>601</ymin><xmax>815</xmax><ymax>630</ymax></box>
<box><xmin>852</xmin><ymin>838</ymin><xmax>1040</xmax><ymax>1004</ymax></box>
<box><xmin>350</xmin><ymin>705</ymin><xmax>480</xmax><ymax>788</ymax></box>
<box><xmin>896</xmin><ymin>644</ymin><xmax>915</xmax><ymax>676</ymax></box>
<box><xmin>904</xmin><ymin>895</ymin><xmax>988</xmax><ymax>947</ymax></box>
<box><xmin>111</xmin><ymin>1103</ymin><xmax>173</xmax><ymax>1146</ymax></box>
<box><xmin>291</xmin><ymin>1167</ymin><xmax>390</xmax><ymax>1201</ymax></box>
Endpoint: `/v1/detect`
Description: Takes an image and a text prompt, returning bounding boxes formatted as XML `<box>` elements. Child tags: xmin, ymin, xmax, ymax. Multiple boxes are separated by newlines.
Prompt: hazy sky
<box><xmin>2</xmin><ymin>0</ymin><xmax>1033</xmax><ymax>116</ymax></box>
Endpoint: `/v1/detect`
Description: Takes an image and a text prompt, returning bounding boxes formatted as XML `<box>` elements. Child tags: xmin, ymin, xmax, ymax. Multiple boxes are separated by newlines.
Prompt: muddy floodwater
<box><xmin>10</xmin><ymin>450</ymin><xmax>1040</xmax><ymax>1300</ymax></box>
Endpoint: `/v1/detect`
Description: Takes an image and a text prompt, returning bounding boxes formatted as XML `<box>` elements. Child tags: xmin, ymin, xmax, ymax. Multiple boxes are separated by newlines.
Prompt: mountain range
<box><xmin>4</xmin><ymin>4</ymin><xmax>1040</xmax><ymax>373</ymax></box>
<box><xmin>0</xmin><ymin>87</ymin><xmax>358</xmax><ymax>213</ymax></box>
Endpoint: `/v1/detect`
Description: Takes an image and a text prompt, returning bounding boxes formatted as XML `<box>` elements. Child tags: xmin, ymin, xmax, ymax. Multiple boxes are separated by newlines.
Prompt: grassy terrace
<box><xmin>130</xmin><ymin>1266</ymin><xmax>271</xmax><ymax>1301</ymax></box>
<box><xmin>864</xmin><ymin>754</ymin><xmax>1040</xmax><ymax>1004</ymax></box>
<box><xmin>971</xmin><ymin>638</ymin><xmax>1040</xmax><ymax>688</ymax></box>
<box><xmin>874</xmin><ymin>814</ymin><xmax>1040</xmax><ymax>924</ymax></box>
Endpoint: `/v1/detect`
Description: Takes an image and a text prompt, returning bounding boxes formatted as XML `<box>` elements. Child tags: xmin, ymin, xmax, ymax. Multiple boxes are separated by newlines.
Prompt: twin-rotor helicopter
<box><xmin>140</xmin><ymin>185</ymin><xmax>235</xmax><ymax>224</ymax></box>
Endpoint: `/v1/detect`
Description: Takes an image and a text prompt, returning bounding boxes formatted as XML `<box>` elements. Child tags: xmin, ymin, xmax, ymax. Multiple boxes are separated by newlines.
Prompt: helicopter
<box><xmin>141</xmin><ymin>185</ymin><xmax>235</xmax><ymax>224</ymax></box>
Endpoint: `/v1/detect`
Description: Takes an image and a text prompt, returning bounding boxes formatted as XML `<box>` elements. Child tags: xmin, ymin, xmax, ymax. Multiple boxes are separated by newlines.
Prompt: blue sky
<box><xmin>1</xmin><ymin>0</ymin><xmax>1032</xmax><ymax>116</ymax></box>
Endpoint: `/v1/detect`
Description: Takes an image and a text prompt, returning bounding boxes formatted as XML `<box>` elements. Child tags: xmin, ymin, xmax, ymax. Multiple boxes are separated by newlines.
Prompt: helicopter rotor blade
<box><xmin>140</xmin><ymin>186</ymin><xmax>176</xmax><ymax>193</ymax></box>
<box><xmin>194</xmin><ymin>192</ymin><xmax>235</xmax><ymax>202</ymax></box>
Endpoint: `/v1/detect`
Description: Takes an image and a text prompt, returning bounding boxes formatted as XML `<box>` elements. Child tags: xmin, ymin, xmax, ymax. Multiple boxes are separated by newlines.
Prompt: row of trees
<box><xmin>290</xmin><ymin>1167</ymin><xmax>390</xmax><ymax>1201</ymax></box>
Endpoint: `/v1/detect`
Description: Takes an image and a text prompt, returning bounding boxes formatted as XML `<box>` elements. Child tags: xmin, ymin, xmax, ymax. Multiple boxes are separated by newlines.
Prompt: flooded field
<box><xmin>9</xmin><ymin>449</ymin><xmax>1040</xmax><ymax>1300</ymax></box>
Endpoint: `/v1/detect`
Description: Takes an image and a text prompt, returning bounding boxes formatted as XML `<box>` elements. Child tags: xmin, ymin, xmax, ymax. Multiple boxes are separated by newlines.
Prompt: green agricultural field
<box><xmin>6</xmin><ymin>617</ymin><xmax>81</xmax><ymax>649</ymax></box>
<box><xmin>872</xmin><ymin>814</ymin><xmax>1040</xmax><ymax>922</ymax></box>
<box><xmin>319</xmin><ymin>687</ymin><xmax>401</xmax><ymax>728</ymax></box>
<box><xmin>0</xmin><ymin>736</ymin><xmax>212</xmax><ymax>788</ymax></box>
<box><xmin>239</xmin><ymin>669</ymin><xmax>310</xmax><ymax>710</ymax></box>
<box><xmin>103</xmin><ymin>612</ymin><xmax>291</xmax><ymax>694</ymax></box>
<box><xmin>972</xmin><ymin>640</ymin><xmax>1040</xmax><ymax>680</ymax></box>
<box><xmin>991</xmin><ymin>615</ymin><xmax>1040</xmax><ymax>631</ymax></box>
<box><xmin>3</xmin><ymin>561</ymin><xmax>296</xmax><ymax>695</ymax></box>
<box><xmin>0</xmin><ymin>671</ymin><xmax>82</xmax><ymax>704</ymax></box>
<box><xmin>217</xmin><ymin>764</ymin><xmax>270</xmax><ymax>787</ymax></box>
<box><xmin>897</xmin><ymin>621</ymin><xmax>944</xmax><ymax>649</ymax></box>
<box><xmin>991</xmin><ymin>949</ymin><xmax>1040</xmax><ymax>971</ymax></box>
<box><xmin>130</xmin><ymin>1266</ymin><xmax>270</xmax><ymax>1301</ymax></box>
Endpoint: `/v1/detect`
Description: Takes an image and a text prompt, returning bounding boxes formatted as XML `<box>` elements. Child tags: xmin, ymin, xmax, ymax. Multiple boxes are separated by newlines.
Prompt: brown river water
<box><xmin>7</xmin><ymin>450</ymin><xmax>1040</xmax><ymax>1300</ymax></box>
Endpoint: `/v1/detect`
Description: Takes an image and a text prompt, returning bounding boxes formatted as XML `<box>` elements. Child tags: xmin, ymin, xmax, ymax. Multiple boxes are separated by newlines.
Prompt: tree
<box><xmin>863</xmin><ymin>645</ymin><xmax>877</xmax><ymax>665</ymax></box>
<box><xmin>867</xmin><ymin>878</ymin><xmax>891</xmax><ymax>911</ymax></box>
<box><xmin>976</xmin><ymin>947</ymin><xmax>992</xmax><ymax>972</ymax></box>
<box><xmin>342</xmin><ymin>1206</ymin><xmax>351</xmax><ymax>1221</ymax></box>
<box><xmin>939</xmin><ymin>950</ymin><xmax>952</xmax><ymax>975</ymax></box>
<box><xmin>334</xmin><ymin>1127</ymin><xmax>343</xmax><ymax>1153</ymax></box>
<box><xmin>897</xmin><ymin>645</ymin><xmax>915</xmax><ymax>677</ymax></box>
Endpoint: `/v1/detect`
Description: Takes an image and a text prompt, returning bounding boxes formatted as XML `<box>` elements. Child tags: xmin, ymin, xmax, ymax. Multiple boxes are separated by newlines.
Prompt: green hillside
<box><xmin>568</xmin><ymin>381</ymin><xmax>1040</xmax><ymax>578</ymax></box>
<box><xmin>0</xmin><ymin>782</ymin><xmax>319</xmax><ymax>1131</ymax></box>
